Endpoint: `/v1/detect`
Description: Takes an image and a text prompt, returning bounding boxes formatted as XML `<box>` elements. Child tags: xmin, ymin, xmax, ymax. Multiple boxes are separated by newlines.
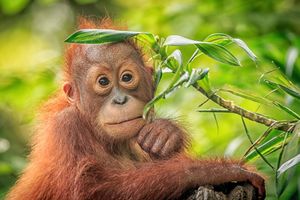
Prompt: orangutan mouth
<box><xmin>106</xmin><ymin>116</ymin><xmax>143</xmax><ymax>125</ymax></box>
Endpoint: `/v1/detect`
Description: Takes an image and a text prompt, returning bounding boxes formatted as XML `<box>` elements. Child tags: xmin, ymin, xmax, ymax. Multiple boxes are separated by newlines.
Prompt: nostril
<box><xmin>113</xmin><ymin>96</ymin><xmax>128</xmax><ymax>105</ymax></box>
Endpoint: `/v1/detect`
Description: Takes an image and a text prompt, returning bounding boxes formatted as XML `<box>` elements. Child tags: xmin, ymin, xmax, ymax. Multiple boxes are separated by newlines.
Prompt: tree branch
<box><xmin>185</xmin><ymin>182</ymin><xmax>257</xmax><ymax>200</ymax></box>
<box><xmin>193</xmin><ymin>84</ymin><xmax>297</xmax><ymax>132</ymax></box>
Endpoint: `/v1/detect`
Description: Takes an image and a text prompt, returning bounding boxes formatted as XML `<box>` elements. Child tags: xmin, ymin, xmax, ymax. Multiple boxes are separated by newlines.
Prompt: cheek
<box><xmin>130</xmin><ymin>85</ymin><xmax>154</xmax><ymax>103</ymax></box>
<box><xmin>140</xmin><ymin>77</ymin><xmax>154</xmax><ymax>102</ymax></box>
<box><xmin>78</xmin><ymin>90</ymin><xmax>105</xmax><ymax>118</ymax></box>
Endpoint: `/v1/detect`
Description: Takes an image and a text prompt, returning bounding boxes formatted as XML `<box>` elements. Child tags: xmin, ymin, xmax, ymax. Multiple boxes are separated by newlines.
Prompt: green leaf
<box><xmin>163</xmin><ymin>35</ymin><xmax>240</xmax><ymax>66</ymax></box>
<box><xmin>163</xmin><ymin>35</ymin><xmax>200</xmax><ymax>46</ymax></box>
<box><xmin>197</xmin><ymin>75</ymin><xmax>212</xmax><ymax>93</ymax></box>
<box><xmin>65</xmin><ymin>29</ymin><xmax>154</xmax><ymax>44</ymax></box>
<box><xmin>195</xmin><ymin>43</ymin><xmax>240</xmax><ymax>66</ymax></box>
<box><xmin>164</xmin><ymin>72</ymin><xmax>190</xmax><ymax>98</ymax></box>
<box><xmin>241</xmin><ymin>117</ymin><xmax>274</xmax><ymax>169</ymax></box>
<box><xmin>159</xmin><ymin>49</ymin><xmax>183</xmax><ymax>72</ymax></box>
<box><xmin>205</xmin><ymin>33</ymin><xmax>257</xmax><ymax>62</ymax></box>
<box><xmin>185</xmin><ymin>68</ymin><xmax>209</xmax><ymax>87</ymax></box>
<box><xmin>187</xmin><ymin>49</ymin><xmax>200</xmax><ymax>64</ymax></box>
<box><xmin>276</xmin><ymin>123</ymin><xmax>300</xmax><ymax>196</ymax></box>
<box><xmin>233</xmin><ymin>38</ymin><xmax>257</xmax><ymax>62</ymax></box>
<box><xmin>277</xmin><ymin>154</ymin><xmax>300</xmax><ymax>177</ymax></box>
<box><xmin>220</xmin><ymin>88</ymin><xmax>269</xmax><ymax>104</ymax></box>
<box><xmin>164</xmin><ymin>50</ymin><xmax>184</xmax><ymax>89</ymax></box>
<box><xmin>275</xmin><ymin>130</ymin><xmax>290</xmax><ymax>197</ymax></box>
<box><xmin>279</xmin><ymin>85</ymin><xmax>300</xmax><ymax>99</ymax></box>
<box><xmin>136</xmin><ymin>33</ymin><xmax>158</xmax><ymax>48</ymax></box>
<box><xmin>245</xmin><ymin>133</ymin><xmax>290</xmax><ymax>161</ymax></box>
<box><xmin>273</xmin><ymin>102</ymin><xmax>300</xmax><ymax>119</ymax></box>
<box><xmin>154</xmin><ymin>68</ymin><xmax>162</xmax><ymax>88</ymax></box>
<box><xmin>264</xmin><ymin>80</ymin><xmax>300</xmax><ymax>100</ymax></box>
<box><xmin>142</xmin><ymin>72</ymin><xmax>189</xmax><ymax>119</ymax></box>
<box><xmin>244</xmin><ymin>125</ymin><xmax>276</xmax><ymax>157</ymax></box>
<box><xmin>143</xmin><ymin>50</ymin><xmax>185</xmax><ymax>119</ymax></box>
<box><xmin>165</xmin><ymin>49</ymin><xmax>183</xmax><ymax>70</ymax></box>
<box><xmin>204</xmin><ymin>33</ymin><xmax>233</xmax><ymax>46</ymax></box>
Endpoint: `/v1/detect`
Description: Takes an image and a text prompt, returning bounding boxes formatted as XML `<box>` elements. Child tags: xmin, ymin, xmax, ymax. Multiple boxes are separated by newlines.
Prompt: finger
<box><xmin>160</xmin><ymin>134</ymin><xmax>180</xmax><ymax>157</ymax></box>
<box><xmin>142</xmin><ymin>129</ymin><xmax>161</xmax><ymax>152</ymax></box>
<box><xmin>150</xmin><ymin>132</ymin><xmax>169</xmax><ymax>154</ymax></box>
<box><xmin>257</xmin><ymin>184</ymin><xmax>265</xmax><ymax>200</ymax></box>
<box><xmin>159</xmin><ymin>120</ymin><xmax>175</xmax><ymax>132</ymax></box>
<box><xmin>250</xmin><ymin>175</ymin><xmax>265</xmax><ymax>199</ymax></box>
<box><xmin>255</xmin><ymin>176</ymin><xmax>265</xmax><ymax>198</ymax></box>
<box><xmin>258</xmin><ymin>180</ymin><xmax>266</xmax><ymax>199</ymax></box>
<box><xmin>154</xmin><ymin>119</ymin><xmax>173</xmax><ymax>132</ymax></box>
<box><xmin>137</xmin><ymin>125</ymin><xmax>153</xmax><ymax>144</ymax></box>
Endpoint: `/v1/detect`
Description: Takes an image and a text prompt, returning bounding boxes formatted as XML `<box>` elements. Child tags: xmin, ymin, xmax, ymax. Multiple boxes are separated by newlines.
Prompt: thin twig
<box><xmin>212</xmin><ymin>112</ymin><xmax>219</xmax><ymax>133</ymax></box>
<box><xmin>198</xmin><ymin>98</ymin><xmax>211</xmax><ymax>108</ymax></box>
<box><xmin>243</xmin><ymin>123</ymin><xmax>276</xmax><ymax>157</ymax></box>
<box><xmin>241</xmin><ymin>117</ymin><xmax>274</xmax><ymax>170</ymax></box>
<box><xmin>197</xmin><ymin>109</ymin><xmax>230</xmax><ymax>113</ymax></box>
<box><xmin>255</xmin><ymin>88</ymin><xmax>278</xmax><ymax>112</ymax></box>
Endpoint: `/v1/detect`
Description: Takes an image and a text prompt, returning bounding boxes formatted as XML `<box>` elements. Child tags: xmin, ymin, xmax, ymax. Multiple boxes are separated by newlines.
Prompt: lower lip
<box><xmin>106</xmin><ymin>116</ymin><xmax>143</xmax><ymax>126</ymax></box>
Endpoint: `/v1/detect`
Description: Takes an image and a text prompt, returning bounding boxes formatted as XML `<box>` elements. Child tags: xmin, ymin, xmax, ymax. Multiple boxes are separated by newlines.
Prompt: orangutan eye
<box><xmin>98</xmin><ymin>76</ymin><xmax>110</xmax><ymax>86</ymax></box>
<box><xmin>121</xmin><ymin>73</ymin><xmax>133</xmax><ymax>82</ymax></box>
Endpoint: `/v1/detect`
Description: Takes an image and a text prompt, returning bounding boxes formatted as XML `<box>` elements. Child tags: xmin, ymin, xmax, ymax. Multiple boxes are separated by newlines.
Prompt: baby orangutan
<box><xmin>7</xmin><ymin>19</ymin><xmax>265</xmax><ymax>200</ymax></box>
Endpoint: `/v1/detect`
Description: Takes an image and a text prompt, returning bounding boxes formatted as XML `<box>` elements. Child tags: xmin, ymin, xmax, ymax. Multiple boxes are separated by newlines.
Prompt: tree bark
<box><xmin>185</xmin><ymin>182</ymin><xmax>258</xmax><ymax>200</ymax></box>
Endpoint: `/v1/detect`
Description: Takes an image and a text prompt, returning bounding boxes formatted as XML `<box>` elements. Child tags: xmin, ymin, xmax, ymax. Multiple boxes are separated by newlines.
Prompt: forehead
<box><xmin>83</xmin><ymin>42</ymin><xmax>142</xmax><ymax>66</ymax></box>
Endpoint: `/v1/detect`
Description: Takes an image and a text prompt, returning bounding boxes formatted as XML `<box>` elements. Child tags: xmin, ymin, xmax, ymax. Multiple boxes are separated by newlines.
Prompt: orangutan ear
<box><xmin>63</xmin><ymin>82</ymin><xmax>76</xmax><ymax>103</ymax></box>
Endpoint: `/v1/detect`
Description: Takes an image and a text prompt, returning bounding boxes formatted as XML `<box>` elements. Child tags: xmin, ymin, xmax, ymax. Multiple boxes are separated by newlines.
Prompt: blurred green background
<box><xmin>0</xmin><ymin>0</ymin><xmax>300</xmax><ymax>199</ymax></box>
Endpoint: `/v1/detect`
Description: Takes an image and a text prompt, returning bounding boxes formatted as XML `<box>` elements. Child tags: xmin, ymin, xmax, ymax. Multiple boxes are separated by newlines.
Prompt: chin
<box><xmin>102</xmin><ymin>117</ymin><xmax>145</xmax><ymax>140</ymax></box>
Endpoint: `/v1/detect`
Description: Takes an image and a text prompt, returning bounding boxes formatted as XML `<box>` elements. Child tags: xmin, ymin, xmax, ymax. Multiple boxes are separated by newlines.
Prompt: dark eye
<box><xmin>98</xmin><ymin>76</ymin><xmax>110</xmax><ymax>86</ymax></box>
<box><xmin>121</xmin><ymin>73</ymin><xmax>133</xmax><ymax>82</ymax></box>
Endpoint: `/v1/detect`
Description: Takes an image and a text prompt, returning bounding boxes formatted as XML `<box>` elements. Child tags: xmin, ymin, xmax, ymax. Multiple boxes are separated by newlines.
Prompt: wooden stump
<box><xmin>185</xmin><ymin>182</ymin><xmax>258</xmax><ymax>200</ymax></box>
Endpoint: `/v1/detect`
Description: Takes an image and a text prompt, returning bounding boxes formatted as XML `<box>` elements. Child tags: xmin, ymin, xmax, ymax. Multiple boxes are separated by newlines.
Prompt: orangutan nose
<box><xmin>112</xmin><ymin>94</ymin><xmax>128</xmax><ymax>105</ymax></box>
